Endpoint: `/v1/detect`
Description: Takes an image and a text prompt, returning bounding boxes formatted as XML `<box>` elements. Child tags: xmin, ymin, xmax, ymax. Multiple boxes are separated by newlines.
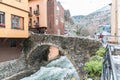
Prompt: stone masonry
<box><xmin>0</xmin><ymin>53</ymin><xmax>26</xmax><ymax>80</ymax></box>
<box><xmin>0</xmin><ymin>34</ymin><xmax>102</xmax><ymax>80</ymax></box>
<box><xmin>25</xmin><ymin>34</ymin><xmax>102</xmax><ymax>79</ymax></box>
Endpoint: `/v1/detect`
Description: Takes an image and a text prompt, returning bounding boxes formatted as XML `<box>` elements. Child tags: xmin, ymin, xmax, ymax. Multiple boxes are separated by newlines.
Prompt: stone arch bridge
<box><xmin>24</xmin><ymin>34</ymin><xmax>101</xmax><ymax>79</ymax></box>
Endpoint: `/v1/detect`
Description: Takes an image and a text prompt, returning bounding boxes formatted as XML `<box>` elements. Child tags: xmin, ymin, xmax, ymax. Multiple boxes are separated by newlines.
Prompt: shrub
<box><xmin>96</xmin><ymin>47</ymin><xmax>105</xmax><ymax>57</ymax></box>
<box><xmin>84</xmin><ymin>47</ymin><xmax>105</xmax><ymax>79</ymax></box>
<box><xmin>84</xmin><ymin>56</ymin><xmax>103</xmax><ymax>77</ymax></box>
<box><xmin>90</xmin><ymin>55</ymin><xmax>103</xmax><ymax>61</ymax></box>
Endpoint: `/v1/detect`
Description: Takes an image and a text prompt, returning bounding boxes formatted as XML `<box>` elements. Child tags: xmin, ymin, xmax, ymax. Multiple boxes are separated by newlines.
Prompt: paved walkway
<box><xmin>104</xmin><ymin>43</ymin><xmax>120</xmax><ymax>80</ymax></box>
<box><xmin>112</xmin><ymin>55</ymin><xmax>120</xmax><ymax>80</ymax></box>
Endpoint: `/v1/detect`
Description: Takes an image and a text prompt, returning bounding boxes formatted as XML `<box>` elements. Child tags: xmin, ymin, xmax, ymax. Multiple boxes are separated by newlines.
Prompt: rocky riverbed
<box><xmin>21</xmin><ymin>56</ymin><xmax>80</xmax><ymax>80</ymax></box>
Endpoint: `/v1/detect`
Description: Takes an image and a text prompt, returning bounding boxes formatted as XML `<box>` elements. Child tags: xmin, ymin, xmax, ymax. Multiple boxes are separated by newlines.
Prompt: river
<box><xmin>21</xmin><ymin>56</ymin><xmax>80</xmax><ymax>80</ymax></box>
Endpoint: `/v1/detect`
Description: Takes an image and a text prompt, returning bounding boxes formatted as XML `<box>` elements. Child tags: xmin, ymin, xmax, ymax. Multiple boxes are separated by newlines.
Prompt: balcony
<box><xmin>34</xmin><ymin>10</ymin><xmax>40</xmax><ymax>15</ymax></box>
<box><xmin>28</xmin><ymin>23</ymin><xmax>32</xmax><ymax>28</ymax></box>
<box><xmin>34</xmin><ymin>23</ymin><xmax>39</xmax><ymax>28</ymax></box>
<box><xmin>29</xmin><ymin>12</ymin><xmax>32</xmax><ymax>17</ymax></box>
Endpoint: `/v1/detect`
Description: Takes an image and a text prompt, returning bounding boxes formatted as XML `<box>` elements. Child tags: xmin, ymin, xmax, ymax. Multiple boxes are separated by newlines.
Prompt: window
<box><xmin>0</xmin><ymin>11</ymin><xmax>5</xmax><ymax>27</ymax></box>
<box><xmin>61</xmin><ymin>18</ymin><xmax>64</xmax><ymax>23</ymax></box>
<box><xmin>11</xmin><ymin>15</ymin><xmax>24</xmax><ymax>30</ymax></box>
<box><xmin>57</xmin><ymin>29</ymin><xmax>60</xmax><ymax>35</ymax></box>
<box><xmin>34</xmin><ymin>17</ymin><xmax>39</xmax><ymax>28</ymax></box>
<box><xmin>49</xmin><ymin>21</ymin><xmax>52</xmax><ymax>29</ymax></box>
<box><xmin>10</xmin><ymin>40</ymin><xmax>16</xmax><ymax>47</ymax></box>
<box><xmin>29</xmin><ymin>7</ymin><xmax>32</xmax><ymax>17</ymax></box>
<box><xmin>56</xmin><ymin>6</ymin><xmax>60</xmax><ymax>14</ymax></box>
<box><xmin>29</xmin><ymin>18</ymin><xmax>32</xmax><ymax>27</ymax></box>
<box><xmin>30</xmin><ymin>7</ymin><xmax>32</xmax><ymax>13</ymax></box>
<box><xmin>37</xmin><ymin>5</ymin><xmax>39</xmax><ymax>11</ymax></box>
<box><xmin>34</xmin><ymin>5</ymin><xmax>40</xmax><ymax>15</ymax></box>
<box><xmin>55</xmin><ymin>17</ymin><xmax>58</xmax><ymax>25</ymax></box>
<box><xmin>37</xmin><ymin>17</ymin><xmax>39</xmax><ymax>25</ymax></box>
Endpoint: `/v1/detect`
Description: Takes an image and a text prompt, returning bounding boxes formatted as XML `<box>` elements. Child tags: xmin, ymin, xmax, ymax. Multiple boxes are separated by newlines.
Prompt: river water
<box><xmin>21</xmin><ymin>56</ymin><xmax>80</xmax><ymax>80</ymax></box>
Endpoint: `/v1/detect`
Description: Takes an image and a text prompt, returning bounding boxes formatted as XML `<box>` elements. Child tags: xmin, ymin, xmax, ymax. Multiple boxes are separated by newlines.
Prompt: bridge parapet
<box><xmin>29</xmin><ymin>34</ymin><xmax>101</xmax><ymax>54</ymax></box>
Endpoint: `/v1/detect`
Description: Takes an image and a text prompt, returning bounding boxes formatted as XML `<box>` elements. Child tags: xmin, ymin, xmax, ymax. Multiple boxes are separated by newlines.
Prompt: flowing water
<box><xmin>21</xmin><ymin>56</ymin><xmax>80</xmax><ymax>80</ymax></box>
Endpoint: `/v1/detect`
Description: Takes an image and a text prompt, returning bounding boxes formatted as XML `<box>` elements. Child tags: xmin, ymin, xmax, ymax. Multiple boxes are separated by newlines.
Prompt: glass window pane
<box><xmin>0</xmin><ymin>11</ymin><xmax>5</xmax><ymax>27</ymax></box>
<box><xmin>11</xmin><ymin>15</ymin><xmax>24</xmax><ymax>30</ymax></box>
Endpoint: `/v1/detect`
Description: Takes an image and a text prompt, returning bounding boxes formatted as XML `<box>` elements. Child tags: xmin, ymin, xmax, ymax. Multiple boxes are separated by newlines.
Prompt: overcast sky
<box><xmin>57</xmin><ymin>0</ymin><xmax>112</xmax><ymax>16</ymax></box>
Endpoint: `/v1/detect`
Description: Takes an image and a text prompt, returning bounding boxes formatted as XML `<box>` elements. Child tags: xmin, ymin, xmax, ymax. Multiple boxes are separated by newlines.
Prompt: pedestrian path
<box><xmin>112</xmin><ymin>55</ymin><xmax>120</xmax><ymax>80</ymax></box>
<box><xmin>101</xmin><ymin>44</ymin><xmax>120</xmax><ymax>80</ymax></box>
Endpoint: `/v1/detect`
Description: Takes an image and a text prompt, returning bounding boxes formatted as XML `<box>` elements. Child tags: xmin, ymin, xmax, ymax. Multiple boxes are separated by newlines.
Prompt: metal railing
<box><xmin>101</xmin><ymin>45</ymin><xmax>117</xmax><ymax>80</ymax></box>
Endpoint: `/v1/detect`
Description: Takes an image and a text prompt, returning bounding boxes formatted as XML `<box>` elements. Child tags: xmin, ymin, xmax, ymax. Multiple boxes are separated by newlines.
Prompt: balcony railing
<box><xmin>29</xmin><ymin>12</ymin><xmax>32</xmax><ymax>17</ymax></box>
<box><xmin>34</xmin><ymin>10</ymin><xmax>40</xmax><ymax>15</ymax></box>
<box><xmin>28</xmin><ymin>23</ymin><xmax>32</xmax><ymax>28</ymax></box>
<box><xmin>34</xmin><ymin>23</ymin><xmax>39</xmax><ymax>28</ymax></box>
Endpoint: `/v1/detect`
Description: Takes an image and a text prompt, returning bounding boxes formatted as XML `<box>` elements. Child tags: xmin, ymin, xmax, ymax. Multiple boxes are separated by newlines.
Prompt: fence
<box><xmin>101</xmin><ymin>45</ymin><xmax>117</xmax><ymax>80</ymax></box>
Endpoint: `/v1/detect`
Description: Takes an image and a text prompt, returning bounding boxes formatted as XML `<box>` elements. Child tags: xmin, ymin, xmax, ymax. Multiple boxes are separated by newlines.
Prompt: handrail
<box><xmin>101</xmin><ymin>45</ymin><xmax>117</xmax><ymax>80</ymax></box>
<box><xmin>109</xmin><ymin>46</ymin><xmax>117</xmax><ymax>80</ymax></box>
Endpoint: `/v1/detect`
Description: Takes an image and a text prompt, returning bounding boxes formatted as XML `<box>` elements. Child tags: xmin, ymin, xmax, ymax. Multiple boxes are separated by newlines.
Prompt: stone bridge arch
<box><xmin>26</xmin><ymin>42</ymin><xmax>77</xmax><ymax>68</ymax></box>
<box><xmin>24</xmin><ymin>34</ymin><xmax>102</xmax><ymax>79</ymax></box>
<box><xmin>26</xmin><ymin>42</ymin><xmax>80</xmax><ymax>79</ymax></box>
<box><xmin>26</xmin><ymin>43</ymin><xmax>66</xmax><ymax>65</ymax></box>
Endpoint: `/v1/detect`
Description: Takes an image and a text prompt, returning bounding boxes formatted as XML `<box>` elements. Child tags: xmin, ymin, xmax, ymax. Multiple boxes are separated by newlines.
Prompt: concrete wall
<box><xmin>0</xmin><ymin>0</ymin><xmax>28</xmax><ymax>38</ymax></box>
<box><xmin>110</xmin><ymin>0</ymin><xmax>118</xmax><ymax>43</ymax></box>
<box><xmin>47</xmin><ymin>0</ymin><xmax>64</xmax><ymax>35</ymax></box>
<box><xmin>47</xmin><ymin>0</ymin><xmax>55</xmax><ymax>34</ymax></box>
<box><xmin>58</xmin><ymin>3</ymin><xmax>65</xmax><ymax>35</ymax></box>
<box><xmin>1</xmin><ymin>0</ymin><xmax>28</xmax><ymax>11</ymax></box>
<box><xmin>0</xmin><ymin>39</ymin><xmax>24</xmax><ymax>62</ymax></box>
<box><xmin>117</xmin><ymin>0</ymin><xmax>120</xmax><ymax>43</ymax></box>
<box><xmin>28</xmin><ymin>0</ymin><xmax>47</xmax><ymax>28</ymax></box>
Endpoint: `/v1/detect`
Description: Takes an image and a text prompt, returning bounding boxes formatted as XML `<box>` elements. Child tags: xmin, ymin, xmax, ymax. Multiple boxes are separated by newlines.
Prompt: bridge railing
<box><xmin>101</xmin><ymin>45</ymin><xmax>117</xmax><ymax>80</ymax></box>
<box><xmin>93</xmin><ymin>35</ymin><xmax>120</xmax><ymax>43</ymax></box>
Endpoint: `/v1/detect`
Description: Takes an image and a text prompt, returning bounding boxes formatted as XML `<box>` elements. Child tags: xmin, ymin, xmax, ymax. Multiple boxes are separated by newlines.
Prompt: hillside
<box><xmin>72</xmin><ymin>5</ymin><xmax>111</xmax><ymax>35</ymax></box>
<box><xmin>64</xmin><ymin>10</ymin><xmax>78</xmax><ymax>36</ymax></box>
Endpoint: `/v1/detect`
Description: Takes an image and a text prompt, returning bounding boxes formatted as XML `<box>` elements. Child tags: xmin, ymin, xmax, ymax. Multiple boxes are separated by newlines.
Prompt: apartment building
<box><xmin>110</xmin><ymin>0</ymin><xmax>120</xmax><ymax>43</ymax></box>
<box><xmin>47</xmin><ymin>0</ymin><xmax>64</xmax><ymax>35</ymax></box>
<box><xmin>28</xmin><ymin>0</ymin><xmax>64</xmax><ymax>35</ymax></box>
<box><xmin>28</xmin><ymin>0</ymin><xmax>47</xmax><ymax>33</ymax></box>
<box><xmin>0</xmin><ymin>0</ymin><xmax>28</xmax><ymax>62</ymax></box>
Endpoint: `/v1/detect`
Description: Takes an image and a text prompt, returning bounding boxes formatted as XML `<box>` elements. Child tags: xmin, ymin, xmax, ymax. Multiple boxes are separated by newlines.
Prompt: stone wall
<box><xmin>0</xmin><ymin>53</ymin><xmax>26</xmax><ymax>80</ymax></box>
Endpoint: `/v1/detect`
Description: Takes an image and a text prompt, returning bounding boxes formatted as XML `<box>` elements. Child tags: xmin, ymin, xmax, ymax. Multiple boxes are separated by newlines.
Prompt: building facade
<box><xmin>0</xmin><ymin>0</ymin><xmax>28</xmax><ymax>62</ymax></box>
<box><xmin>47</xmin><ymin>0</ymin><xmax>64</xmax><ymax>35</ymax></box>
<box><xmin>110</xmin><ymin>0</ymin><xmax>120</xmax><ymax>43</ymax></box>
<box><xmin>98</xmin><ymin>25</ymin><xmax>111</xmax><ymax>33</ymax></box>
<box><xmin>28</xmin><ymin>0</ymin><xmax>47</xmax><ymax>33</ymax></box>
